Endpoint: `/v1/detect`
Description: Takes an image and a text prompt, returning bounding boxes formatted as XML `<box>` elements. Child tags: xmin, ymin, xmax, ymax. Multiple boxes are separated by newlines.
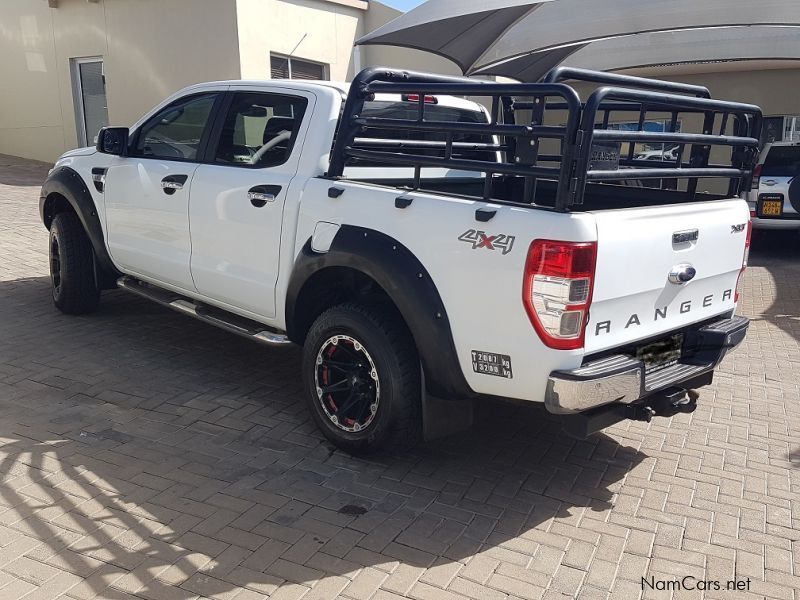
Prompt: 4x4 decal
<box><xmin>458</xmin><ymin>229</ymin><xmax>516</xmax><ymax>255</ymax></box>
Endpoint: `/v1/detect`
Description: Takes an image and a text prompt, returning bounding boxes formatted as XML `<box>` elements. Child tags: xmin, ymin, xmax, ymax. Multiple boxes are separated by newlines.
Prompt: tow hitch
<box><xmin>627</xmin><ymin>387</ymin><xmax>699</xmax><ymax>423</ymax></box>
<box><xmin>561</xmin><ymin>385</ymin><xmax>700</xmax><ymax>439</ymax></box>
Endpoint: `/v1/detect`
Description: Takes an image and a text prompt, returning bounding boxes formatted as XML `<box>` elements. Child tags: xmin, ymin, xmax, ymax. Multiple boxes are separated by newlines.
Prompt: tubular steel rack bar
<box><xmin>329</xmin><ymin>67</ymin><xmax>582</xmax><ymax>206</ymax></box>
<box><xmin>327</xmin><ymin>66</ymin><xmax>764</xmax><ymax>211</ymax></box>
<box><xmin>541</xmin><ymin>66</ymin><xmax>712</xmax><ymax>98</ymax></box>
<box><xmin>351</xmin><ymin>117</ymin><xmax>567</xmax><ymax>139</ymax></box>
<box><xmin>345</xmin><ymin>149</ymin><xmax>561</xmax><ymax>179</ymax></box>
<box><xmin>517</xmin><ymin>101</ymin><xmax>716</xmax><ymax>112</ymax></box>
<box><xmin>591</xmin><ymin>130</ymin><xmax>759</xmax><ymax>147</ymax></box>
<box><xmin>353</xmin><ymin>138</ymin><xmax>508</xmax><ymax>152</ymax></box>
<box><xmin>575</xmin><ymin>87</ymin><xmax>763</xmax><ymax>203</ymax></box>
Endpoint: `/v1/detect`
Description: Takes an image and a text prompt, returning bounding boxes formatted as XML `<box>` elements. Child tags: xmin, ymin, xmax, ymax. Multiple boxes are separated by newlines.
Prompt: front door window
<box><xmin>132</xmin><ymin>93</ymin><xmax>218</xmax><ymax>161</ymax></box>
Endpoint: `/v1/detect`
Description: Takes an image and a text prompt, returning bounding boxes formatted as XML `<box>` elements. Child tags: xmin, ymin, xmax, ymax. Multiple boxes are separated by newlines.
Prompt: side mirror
<box><xmin>96</xmin><ymin>127</ymin><xmax>129</xmax><ymax>156</ymax></box>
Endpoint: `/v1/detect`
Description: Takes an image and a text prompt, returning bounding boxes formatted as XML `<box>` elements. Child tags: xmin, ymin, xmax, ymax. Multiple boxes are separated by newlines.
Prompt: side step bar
<box><xmin>117</xmin><ymin>276</ymin><xmax>292</xmax><ymax>347</ymax></box>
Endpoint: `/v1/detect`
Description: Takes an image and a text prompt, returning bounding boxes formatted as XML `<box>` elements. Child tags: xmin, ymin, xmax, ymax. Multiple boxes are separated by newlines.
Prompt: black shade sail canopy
<box><xmin>355</xmin><ymin>0</ymin><xmax>553</xmax><ymax>74</ymax></box>
<box><xmin>357</xmin><ymin>0</ymin><xmax>800</xmax><ymax>81</ymax></box>
<box><xmin>541</xmin><ymin>26</ymin><xmax>800</xmax><ymax>77</ymax></box>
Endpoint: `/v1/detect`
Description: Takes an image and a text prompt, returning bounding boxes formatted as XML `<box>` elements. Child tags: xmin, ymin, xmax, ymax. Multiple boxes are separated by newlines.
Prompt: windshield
<box><xmin>763</xmin><ymin>146</ymin><xmax>800</xmax><ymax>176</ymax></box>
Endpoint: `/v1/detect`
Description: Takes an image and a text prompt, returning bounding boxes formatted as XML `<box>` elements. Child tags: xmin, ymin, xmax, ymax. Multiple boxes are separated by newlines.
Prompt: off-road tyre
<box><xmin>302</xmin><ymin>302</ymin><xmax>422</xmax><ymax>453</ymax></box>
<box><xmin>49</xmin><ymin>211</ymin><xmax>100</xmax><ymax>314</ymax></box>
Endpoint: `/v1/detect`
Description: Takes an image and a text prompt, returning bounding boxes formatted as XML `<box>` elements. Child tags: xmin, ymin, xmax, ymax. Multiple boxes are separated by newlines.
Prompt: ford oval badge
<box><xmin>668</xmin><ymin>264</ymin><xmax>697</xmax><ymax>285</ymax></box>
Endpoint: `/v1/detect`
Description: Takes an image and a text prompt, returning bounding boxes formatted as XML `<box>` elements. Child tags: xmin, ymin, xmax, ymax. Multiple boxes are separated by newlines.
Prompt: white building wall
<box><xmin>236</xmin><ymin>0</ymin><xmax>365</xmax><ymax>82</ymax></box>
<box><xmin>0</xmin><ymin>0</ymin><xmax>240</xmax><ymax>163</ymax></box>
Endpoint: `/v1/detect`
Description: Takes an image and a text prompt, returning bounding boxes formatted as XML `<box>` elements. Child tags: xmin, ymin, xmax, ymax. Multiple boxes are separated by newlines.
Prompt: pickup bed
<box><xmin>40</xmin><ymin>67</ymin><xmax>761</xmax><ymax>451</ymax></box>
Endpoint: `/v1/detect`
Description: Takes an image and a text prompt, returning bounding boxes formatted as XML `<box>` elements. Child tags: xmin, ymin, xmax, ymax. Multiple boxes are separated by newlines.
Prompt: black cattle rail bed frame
<box><xmin>327</xmin><ymin>67</ymin><xmax>763</xmax><ymax>212</ymax></box>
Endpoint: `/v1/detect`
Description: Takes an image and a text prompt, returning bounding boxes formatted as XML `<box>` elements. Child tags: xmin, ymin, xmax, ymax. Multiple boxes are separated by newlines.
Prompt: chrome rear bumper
<box><xmin>546</xmin><ymin>316</ymin><xmax>749</xmax><ymax>415</ymax></box>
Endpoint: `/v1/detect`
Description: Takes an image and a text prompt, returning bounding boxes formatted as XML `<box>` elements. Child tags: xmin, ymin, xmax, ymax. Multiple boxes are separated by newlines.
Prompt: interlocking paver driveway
<box><xmin>0</xmin><ymin>152</ymin><xmax>798</xmax><ymax>600</ymax></box>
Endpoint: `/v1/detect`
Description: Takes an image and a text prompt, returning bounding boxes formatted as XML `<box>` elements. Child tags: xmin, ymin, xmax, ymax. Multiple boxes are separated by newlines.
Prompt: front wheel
<box><xmin>302</xmin><ymin>302</ymin><xmax>422</xmax><ymax>453</ymax></box>
<box><xmin>49</xmin><ymin>212</ymin><xmax>100</xmax><ymax>314</ymax></box>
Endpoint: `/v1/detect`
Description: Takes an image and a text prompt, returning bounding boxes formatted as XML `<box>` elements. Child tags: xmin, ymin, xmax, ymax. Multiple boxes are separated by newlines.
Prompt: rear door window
<box><xmin>762</xmin><ymin>146</ymin><xmax>800</xmax><ymax>177</ymax></box>
<box><xmin>212</xmin><ymin>92</ymin><xmax>308</xmax><ymax>168</ymax></box>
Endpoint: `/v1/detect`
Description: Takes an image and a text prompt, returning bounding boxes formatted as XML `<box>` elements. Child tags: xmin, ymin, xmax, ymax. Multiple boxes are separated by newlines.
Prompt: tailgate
<box><xmin>585</xmin><ymin>199</ymin><xmax>749</xmax><ymax>354</ymax></box>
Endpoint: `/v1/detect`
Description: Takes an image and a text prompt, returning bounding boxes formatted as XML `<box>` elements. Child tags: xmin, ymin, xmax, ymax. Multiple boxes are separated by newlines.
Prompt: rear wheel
<box><xmin>302</xmin><ymin>302</ymin><xmax>422</xmax><ymax>453</ymax></box>
<box><xmin>49</xmin><ymin>212</ymin><xmax>100</xmax><ymax>314</ymax></box>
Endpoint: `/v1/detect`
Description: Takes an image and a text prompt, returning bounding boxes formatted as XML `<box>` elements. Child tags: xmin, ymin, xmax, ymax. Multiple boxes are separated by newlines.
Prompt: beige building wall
<box><xmin>101</xmin><ymin>0</ymin><xmax>241</xmax><ymax>128</ymax></box>
<box><xmin>636</xmin><ymin>67</ymin><xmax>800</xmax><ymax>118</ymax></box>
<box><xmin>0</xmin><ymin>0</ymin><xmax>240</xmax><ymax>163</ymax></box>
<box><xmin>569</xmin><ymin>66</ymin><xmax>800</xmax><ymax>118</ymax></box>
<box><xmin>5</xmin><ymin>0</ymin><xmax>795</xmax><ymax>166</ymax></box>
<box><xmin>236</xmin><ymin>0</ymin><xmax>365</xmax><ymax>81</ymax></box>
<box><xmin>0</xmin><ymin>0</ymin><xmax>75</xmax><ymax>162</ymax></box>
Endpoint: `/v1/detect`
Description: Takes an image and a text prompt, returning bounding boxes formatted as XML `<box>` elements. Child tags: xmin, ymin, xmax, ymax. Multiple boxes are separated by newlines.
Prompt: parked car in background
<box><xmin>747</xmin><ymin>141</ymin><xmax>800</xmax><ymax>230</ymax></box>
<box><xmin>634</xmin><ymin>146</ymin><xmax>679</xmax><ymax>162</ymax></box>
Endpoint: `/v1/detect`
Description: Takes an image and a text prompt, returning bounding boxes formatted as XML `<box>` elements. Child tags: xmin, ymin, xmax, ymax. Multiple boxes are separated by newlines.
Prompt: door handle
<box><xmin>161</xmin><ymin>174</ymin><xmax>188</xmax><ymax>195</ymax></box>
<box><xmin>248</xmin><ymin>185</ymin><xmax>282</xmax><ymax>208</ymax></box>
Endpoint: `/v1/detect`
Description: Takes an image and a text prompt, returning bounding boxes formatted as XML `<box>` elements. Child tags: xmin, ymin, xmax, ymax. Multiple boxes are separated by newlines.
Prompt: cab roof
<box><xmin>179</xmin><ymin>79</ymin><xmax>487</xmax><ymax>113</ymax></box>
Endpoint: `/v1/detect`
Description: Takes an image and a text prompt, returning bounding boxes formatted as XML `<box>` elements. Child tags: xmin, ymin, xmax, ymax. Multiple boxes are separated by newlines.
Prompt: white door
<box><xmin>104</xmin><ymin>92</ymin><xmax>220</xmax><ymax>292</ymax></box>
<box><xmin>189</xmin><ymin>89</ymin><xmax>313</xmax><ymax>319</ymax></box>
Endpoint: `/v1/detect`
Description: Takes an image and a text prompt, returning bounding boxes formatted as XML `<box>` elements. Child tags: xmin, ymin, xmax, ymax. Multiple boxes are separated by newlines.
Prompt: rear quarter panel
<box><xmin>293</xmin><ymin>179</ymin><xmax>598</xmax><ymax>402</ymax></box>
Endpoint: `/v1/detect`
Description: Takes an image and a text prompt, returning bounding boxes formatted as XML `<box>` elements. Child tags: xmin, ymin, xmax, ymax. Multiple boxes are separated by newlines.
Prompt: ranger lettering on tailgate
<box><xmin>594</xmin><ymin>289</ymin><xmax>734</xmax><ymax>336</ymax></box>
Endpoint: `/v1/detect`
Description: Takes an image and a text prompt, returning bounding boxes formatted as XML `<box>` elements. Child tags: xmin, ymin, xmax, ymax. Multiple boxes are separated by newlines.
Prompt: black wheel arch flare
<box><xmin>39</xmin><ymin>166</ymin><xmax>120</xmax><ymax>289</ymax></box>
<box><xmin>286</xmin><ymin>225</ymin><xmax>475</xmax><ymax>400</ymax></box>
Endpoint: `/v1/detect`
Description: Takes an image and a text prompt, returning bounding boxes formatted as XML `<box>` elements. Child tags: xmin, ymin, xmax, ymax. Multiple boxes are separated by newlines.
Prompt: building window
<box><xmin>270</xmin><ymin>54</ymin><xmax>327</xmax><ymax>80</ymax></box>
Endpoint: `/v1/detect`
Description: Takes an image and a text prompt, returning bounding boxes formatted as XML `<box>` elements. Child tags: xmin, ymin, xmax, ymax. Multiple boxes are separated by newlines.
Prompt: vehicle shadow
<box><xmin>0</xmin><ymin>275</ymin><xmax>645</xmax><ymax>598</ymax></box>
<box><xmin>748</xmin><ymin>230</ymin><xmax>800</xmax><ymax>344</ymax></box>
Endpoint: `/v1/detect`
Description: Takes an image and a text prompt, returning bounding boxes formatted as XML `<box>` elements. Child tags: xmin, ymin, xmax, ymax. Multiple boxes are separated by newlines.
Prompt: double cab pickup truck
<box><xmin>40</xmin><ymin>67</ymin><xmax>761</xmax><ymax>452</ymax></box>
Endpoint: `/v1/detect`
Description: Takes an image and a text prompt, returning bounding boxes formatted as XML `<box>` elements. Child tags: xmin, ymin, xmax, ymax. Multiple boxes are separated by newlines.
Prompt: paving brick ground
<box><xmin>0</xmin><ymin>152</ymin><xmax>799</xmax><ymax>600</ymax></box>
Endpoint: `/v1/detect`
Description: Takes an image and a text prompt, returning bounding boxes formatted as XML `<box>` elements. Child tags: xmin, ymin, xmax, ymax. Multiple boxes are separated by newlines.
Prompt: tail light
<box><xmin>523</xmin><ymin>240</ymin><xmax>597</xmax><ymax>350</ymax></box>
<box><xmin>751</xmin><ymin>164</ymin><xmax>762</xmax><ymax>189</ymax></box>
<box><xmin>735</xmin><ymin>220</ymin><xmax>752</xmax><ymax>303</ymax></box>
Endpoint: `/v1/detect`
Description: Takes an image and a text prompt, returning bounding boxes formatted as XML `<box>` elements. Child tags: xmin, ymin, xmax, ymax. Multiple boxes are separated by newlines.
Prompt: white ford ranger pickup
<box><xmin>40</xmin><ymin>67</ymin><xmax>761</xmax><ymax>451</ymax></box>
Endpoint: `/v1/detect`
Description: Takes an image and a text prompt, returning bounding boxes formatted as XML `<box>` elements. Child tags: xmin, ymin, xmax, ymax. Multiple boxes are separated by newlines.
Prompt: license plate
<box><xmin>759</xmin><ymin>194</ymin><xmax>784</xmax><ymax>218</ymax></box>
<box><xmin>636</xmin><ymin>334</ymin><xmax>683</xmax><ymax>373</ymax></box>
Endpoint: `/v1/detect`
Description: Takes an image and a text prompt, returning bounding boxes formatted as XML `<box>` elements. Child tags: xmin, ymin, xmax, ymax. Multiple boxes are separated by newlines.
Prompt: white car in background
<box><xmin>634</xmin><ymin>146</ymin><xmax>679</xmax><ymax>162</ymax></box>
<box><xmin>747</xmin><ymin>141</ymin><xmax>800</xmax><ymax>230</ymax></box>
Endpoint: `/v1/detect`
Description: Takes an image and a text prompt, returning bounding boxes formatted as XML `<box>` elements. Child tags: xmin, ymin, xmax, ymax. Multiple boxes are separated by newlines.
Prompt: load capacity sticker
<box><xmin>471</xmin><ymin>350</ymin><xmax>513</xmax><ymax>379</ymax></box>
